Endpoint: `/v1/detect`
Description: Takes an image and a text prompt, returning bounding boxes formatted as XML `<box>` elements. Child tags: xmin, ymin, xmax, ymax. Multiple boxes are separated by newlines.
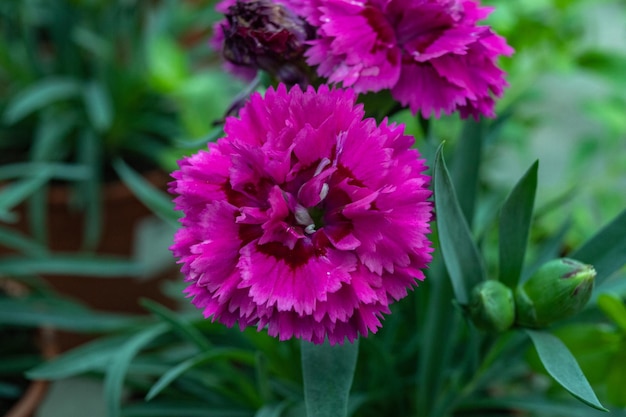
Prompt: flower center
<box><xmin>308</xmin><ymin>206</ymin><xmax>325</xmax><ymax>232</ymax></box>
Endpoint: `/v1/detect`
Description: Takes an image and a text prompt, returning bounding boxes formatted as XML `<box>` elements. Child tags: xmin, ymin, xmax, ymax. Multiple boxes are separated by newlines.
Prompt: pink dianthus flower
<box><xmin>304</xmin><ymin>0</ymin><xmax>514</xmax><ymax>119</ymax></box>
<box><xmin>170</xmin><ymin>84</ymin><xmax>433</xmax><ymax>344</ymax></box>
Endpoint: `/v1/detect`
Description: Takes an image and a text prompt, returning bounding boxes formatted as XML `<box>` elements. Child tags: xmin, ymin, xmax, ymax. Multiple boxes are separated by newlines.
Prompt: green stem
<box><xmin>302</xmin><ymin>339</ymin><xmax>359</xmax><ymax>417</ymax></box>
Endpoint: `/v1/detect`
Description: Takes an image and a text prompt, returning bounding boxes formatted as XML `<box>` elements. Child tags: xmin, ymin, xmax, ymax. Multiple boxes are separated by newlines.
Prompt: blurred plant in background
<box><xmin>0</xmin><ymin>0</ymin><xmax>625</xmax><ymax>417</ymax></box>
<box><xmin>482</xmin><ymin>0</ymin><xmax>626</xmax><ymax>246</ymax></box>
<box><xmin>0</xmin><ymin>0</ymin><xmax>244</xmax><ymax>247</ymax></box>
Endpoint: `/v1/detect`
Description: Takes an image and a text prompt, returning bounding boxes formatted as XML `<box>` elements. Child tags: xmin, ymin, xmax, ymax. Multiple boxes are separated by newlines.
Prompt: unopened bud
<box><xmin>515</xmin><ymin>258</ymin><xmax>595</xmax><ymax>328</ymax></box>
<box><xmin>221</xmin><ymin>0</ymin><xmax>313</xmax><ymax>85</ymax></box>
<box><xmin>469</xmin><ymin>280</ymin><xmax>515</xmax><ymax>332</ymax></box>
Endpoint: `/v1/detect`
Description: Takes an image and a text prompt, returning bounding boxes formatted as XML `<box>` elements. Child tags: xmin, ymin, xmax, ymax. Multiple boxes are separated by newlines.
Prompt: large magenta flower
<box><xmin>304</xmin><ymin>0</ymin><xmax>514</xmax><ymax>119</ymax></box>
<box><xmin>170</xmin><ymin>84</ymin><xmax>433</xmax><ymax>344</ymax></box>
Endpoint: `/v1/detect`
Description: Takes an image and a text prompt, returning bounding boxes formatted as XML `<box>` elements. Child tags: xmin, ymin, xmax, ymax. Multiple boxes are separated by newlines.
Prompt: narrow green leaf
<box><xmin>597</xmin><ymin>293</ymin><xmax>626</xmax><ymax>333</ymax></box>
<box><xmin>0</xmin><ymin>254</ymin><xmax>144</xmax><ymax>276</ymax></box>
<box><xmin>459</xmin><ymin>397</ymin><xmax>619</xmax><ymax>417</ymax></box>
<box><xmin>525</xmin><ymin>330</ymin><xmax>607</xmax><ymax>411</ymax></box>
<box><xmin>27</xmin><ymin>335</ymin><xmax>130</xmax><ymax>380</ymax></box>
<box><xmin>140</xmin><ymin>299</ymin><xmax>211</xmax><ymax>351</ymax></box>
<box><xmin>77</xmin><ymin>129</ymin><xmax>102</xmax><ymax>250</ymax></box>
<box><xmin>146</xmin><ymin>348</ymin><xmax>256</xmax><ymax>401</ymax></box>
<box><xmin>450</xmin><ymin>118</ymin><xmax>485</xmax><ymax>226</ymax></box>
<box><xmin>3</xmin><ymin>78</ymin><xmax>82</xmax><ymax>123</ymax></box>
<box><xmin>112</xmin><ymin>158</ymin><xmax>179</xmax><ymax>226</ymax></box>
<box><xmin>570</xmin><ymin>208</ymin><xmax>626</xmax><ymax>285</ymax></box>
<box><xmin>254</xmin><ymin>402</ymin><xmax>290</xmax><ymax>417</ymax></box>
<box><xmin>105</xmin><ymin>324</ymin><xmax>169</xmax><ymax>417</ymax></box>
<box><xmin>434</xmin><ymin>144</ymin><xmax>486</xmax><ymax>304</ymax></box>
<box><xmin>83</xmin><ymin>81</ymin><xmax>113</xmax><ymax>132</ymax></box>
<box><xmin>72</xmin><ymin>27</ymin><xmax>111</xmax><ymax>60</ymax></box>
<box><xmin>0</xmin><ymin>168</ymin><xmax>52</xmax><ymax>218</ymax></box>
<box><xmin>0</xmin><ymin>297</ymin><xmax>141</xmax><ymax>332</ymax></box>
<box><xmin>301</xmin><ymin>340</ymin><xmax>359</xmax><ymax>417</ymax></box>
<box><xmin>27</xmin><ymin>186</ymin><xmax>48</xmax><ymax>244</ymax></box>
<box><xmin>0</xmin><ymin>162</ymin><xmax>89</xmax><ymax>181</ymax></box>
<box><xmin>31</xmin><ymin>110</ymin><xmax>77</xmax><ymax>161</ymax></box>
<box><xmin>0</xmin><ymin>225</ymin><xmax>47</xmax><ymax>256</ymax></box>
<box><xmin>122</xmin><ymin>402</ymin><xmax>253</xmax><ymax>417</ymax></box>
<box><xmin>416</xmin><ymin>259</ymin><xmax>460</xmax><ymax>417</ymax></box>
<box><xmin>498</xmin><ymin>161</ymin><xmax>538</xmax><ymax>288</ymax></box>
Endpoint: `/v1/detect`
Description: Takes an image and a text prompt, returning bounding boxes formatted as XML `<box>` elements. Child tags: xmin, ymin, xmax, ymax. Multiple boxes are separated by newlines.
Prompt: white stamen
<box><xmin>319</xmin><ymin>183</ymin><xmax>329</xmax><ymax>201</ymax></box>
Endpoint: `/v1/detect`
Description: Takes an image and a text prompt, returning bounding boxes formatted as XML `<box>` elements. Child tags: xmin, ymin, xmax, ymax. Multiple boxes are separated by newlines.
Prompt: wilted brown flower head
<box><xmin>221</xmin><ymin>0</ymin><xmax>314</xmax><ymax>85</ymax></box>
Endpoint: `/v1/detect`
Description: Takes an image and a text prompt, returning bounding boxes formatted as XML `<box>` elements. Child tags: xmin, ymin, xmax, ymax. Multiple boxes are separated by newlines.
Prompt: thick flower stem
<box><xmin>302</xmin><ymin>339</ymin><xmax>359</xmax><ymax>417</ymax></box>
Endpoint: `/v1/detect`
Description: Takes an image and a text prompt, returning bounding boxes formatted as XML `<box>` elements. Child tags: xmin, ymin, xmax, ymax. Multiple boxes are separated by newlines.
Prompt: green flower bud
<box><xmin>469</xmin><ymin>280</ymin><xmax>515</xmax><ymax>332</ymax></box>
<box><xmin>515</xmin><ymin>258</ymin><xmax>596</xmax><ymax>328</ymax></box>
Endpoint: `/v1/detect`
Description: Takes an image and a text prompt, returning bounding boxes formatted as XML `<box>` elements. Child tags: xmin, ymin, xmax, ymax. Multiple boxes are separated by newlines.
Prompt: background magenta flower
<box><xmin>304</xmin><ymin>0</ymin><xmax>514</xmax><ymax>119</ymax></box>
<box><xmin>170</xmin><ymin>84</ymin><xmax>433</xmax><ymax>344</ymax></box>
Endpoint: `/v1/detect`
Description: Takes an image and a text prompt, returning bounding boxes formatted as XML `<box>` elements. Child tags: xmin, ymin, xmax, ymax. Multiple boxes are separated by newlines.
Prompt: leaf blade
<box><xmin>83</xmin><ymin>80</ymin><xmax>113</xmax><ymax>132</ymax></box>
<box><xmin>105</xmin><ymin>324</ymin><xmax>170</xmax><ymax>417</ymax></box>
<box><xmin>498</xmin><ymin>161</ymin><xmax>538</xmax><ymax>288</ymax></box>
<box><xmin>3</xmin><ymin>78</ymin><xmax>82</xmax><ymax>123</ymax></box>
<box><xmin>146</xmin><ymin>348</ymin><xmax>255</xmax><ymax>401</ymax></box>
<box><xmin>112</xmin><ymin>158</ymin><xmax>179</xmax><ymax>226</ymax></box>
<box><xmin>450</xmin><ymin>118</ymin><xmax>485</xmax><ymax>226</ymax></box>
<box><xmin>570</xmin><ymin>208</ymin><xmax>626</xmax><ymax>285</ymax></box>
<box><xmin>140</xmin><ymin>299</ymin><xmax>211</xmax><ymax>351</ymax></box>
<box><xmin>0</xmin><ymin>254</ymin><xmax>144</xmax><ymax>277</ymax></box>
<box><xmin>0</xmin><ymin>297</ymin><xmax>142</xmax><ymax>332</ymax></box>
<box><xmin>525</xmin><ymin>329</ymin><xmax>607</xmax><ymax>412</ymax></box>
<box><xmin>434</xmin><ymin>144</ymin><xmax>486</xmax><ymax>304</ymax></box>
